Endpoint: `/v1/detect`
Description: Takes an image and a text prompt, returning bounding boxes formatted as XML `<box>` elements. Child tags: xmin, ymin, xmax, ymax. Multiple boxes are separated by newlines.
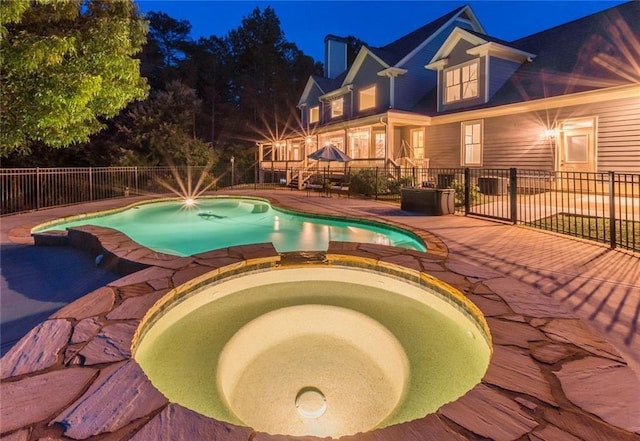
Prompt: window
<box><xmin>318</xmin><ymin>131</ymin><xmax>344</xmax><ymax>152</ymax></box>
<box><xmin>374</xmin><ymin>132</ymin><xmax>385</xmax><ymax>158</ymax></box>
<box><xmin>410</xmin><ymin>129</ymin><xmax>425</xmax><ymax>159</ymax></box>
<box><xmin>445</xmin><ymin>60</ymin><xmax>478</xmax><ymax>103</ymax></box>
<box><xmin>309</xmin><ymin>106</ymin><xmax>319</xmax><ymax>124</ymax></box>
<box><xmin>349</xmin><ymin>129</ymin><xmax>370</xmax><ymax>158</ymax></box>
<box><xmin>331</xmin><ymin>98</ymin><xmax>344</xmax><ymax>118</ymax></box>
<box><xmin>359</xmin><ymin>86</ymin><xmax>376</xmax><ymax>111</ymax></box>
<box><xmin>288</xmin><ymin>139</ymin><xmax>302</xmax><ymax>160</ymax></box>
<box><xmin>461</xmin><ymin>121</ymin><xmax>482</xmax><ymax>165</ymax></box>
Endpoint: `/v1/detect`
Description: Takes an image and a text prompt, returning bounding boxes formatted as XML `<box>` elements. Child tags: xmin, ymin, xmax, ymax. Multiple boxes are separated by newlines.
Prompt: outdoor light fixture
<box><xmin>184</xmin><ymin>198</ymin><xmax>195</xmax><ymax>206</ymax></box>
<box><xmin>544</xmin><ymin>128</ymin><xmax>558</xmax><ymax>139</ymax></box>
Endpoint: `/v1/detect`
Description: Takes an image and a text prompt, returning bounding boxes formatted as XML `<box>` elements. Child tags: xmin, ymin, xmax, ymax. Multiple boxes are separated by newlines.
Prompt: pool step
<box><xmin>279</xmin><ymin>251</ymin><xmax>327</xmax><ymax>266</ymax></box>
<box><xmin>33</xmin><ymin>230</ymin><xmax>68</xmax><ymax>246</ymax></box>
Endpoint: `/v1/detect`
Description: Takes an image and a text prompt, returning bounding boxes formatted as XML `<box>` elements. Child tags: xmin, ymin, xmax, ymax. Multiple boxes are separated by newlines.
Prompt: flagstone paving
<box><xmin>1</xmin><ymin>191</ymin><xmax>639</xmax><ymax>440</ymax></box>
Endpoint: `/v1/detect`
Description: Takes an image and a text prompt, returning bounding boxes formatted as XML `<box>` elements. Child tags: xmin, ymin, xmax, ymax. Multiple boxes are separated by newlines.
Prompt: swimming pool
<box><xmin>134</xmin><ymin>264</ymin><xmax>492</xmax><ymax>438</ymax></box>
<box><xmin>34</xmin><ymin>197</ymin><xmax>425</xmax><ymax>256</ymax></box>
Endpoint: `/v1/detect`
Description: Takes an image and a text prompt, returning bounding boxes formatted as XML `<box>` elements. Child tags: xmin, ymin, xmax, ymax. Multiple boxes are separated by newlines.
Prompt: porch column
<box><xmin>257</xmin><ymin>143</ymin><xmax>265</xmax><ymax>183</ymax></box>
<box><xmin>387</xmin><ymin>123</ymin><xmax>396</xmax><ymax>164</ymax></box>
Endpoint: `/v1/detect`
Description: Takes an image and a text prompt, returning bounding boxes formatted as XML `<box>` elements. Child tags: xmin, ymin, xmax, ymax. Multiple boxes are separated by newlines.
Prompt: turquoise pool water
<box><xmin>37</xmin><ymin>197</ymin><xmax>425</xmax><ymax>256</ymax></box>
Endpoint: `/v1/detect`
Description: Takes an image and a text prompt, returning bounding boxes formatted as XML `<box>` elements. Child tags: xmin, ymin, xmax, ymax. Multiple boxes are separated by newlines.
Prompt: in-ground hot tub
<box><xmin>133</xmin><ymin>262</ymin><xmax>492</xmax><ymax>438</ymax></box>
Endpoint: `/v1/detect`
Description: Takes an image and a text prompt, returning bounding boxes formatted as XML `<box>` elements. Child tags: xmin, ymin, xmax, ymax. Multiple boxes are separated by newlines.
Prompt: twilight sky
<box><xmin>135</xmin><ymin>1</ymin><xmax>627</xmax><ymax>62</ymax></box>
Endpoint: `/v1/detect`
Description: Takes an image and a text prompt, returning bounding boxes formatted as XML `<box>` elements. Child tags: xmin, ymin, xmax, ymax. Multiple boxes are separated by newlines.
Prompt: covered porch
<box><xmin>256</xmin><ymin>111</ymin><xmax>432</xmax><ymax>188</ymax></box>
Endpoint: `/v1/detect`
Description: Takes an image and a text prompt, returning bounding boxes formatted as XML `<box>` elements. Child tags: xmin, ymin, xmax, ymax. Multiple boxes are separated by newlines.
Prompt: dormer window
<box><xmin>444</xmin><ymin>60</ymin><xmax>479</xmax><ymax>103</ymax></box>
<box><xmin>331</xmin><ymin>98</ymin><xmax>344</xmax><ymax>118</ymax></box>
<box><xmin>359</xmin><ymin>86</ymin><xmax>376</xmax><ymax>111</ymax></box>
<box><xmin>309</xmin><ymin>106</ymin><xmax>319</xmax><ymax>124</ymax></box>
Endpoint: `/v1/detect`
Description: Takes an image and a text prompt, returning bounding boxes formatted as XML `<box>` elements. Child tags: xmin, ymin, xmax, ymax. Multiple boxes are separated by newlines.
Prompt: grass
<box><xmin>531</xmin><ymin>213</ymin><xmax>640</xmax><ymax>251</ymax></box>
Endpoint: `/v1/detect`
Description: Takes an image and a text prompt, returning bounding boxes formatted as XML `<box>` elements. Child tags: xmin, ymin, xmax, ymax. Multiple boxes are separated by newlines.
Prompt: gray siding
<box><xmin>488</xmin><ymin>57</ymin><xmax>521</xmax><ymax>100</ymax></box>
<box><xmin>352</xmin><ymin>54</ymin><xmax>390</xmax><ymax>114</ymax></box>
<box><xmin>301</xmin><ymin>83</ymin><xmax>324</xmax><ymax>126</ymax></box>
<box><xmin>438</xmin><ymin>39</ymin><xmax>485</xmax><ymax>112</ymax></box>
<box><xmin>426</xmin><ymin>96</ymin><xmax>640</xmax><ymax>172</ymax></box>
<box><xmin>483</xmin><ymin>116</ymin><xmax>554</xmax><ymax>169</ymax></box>
<box><xmin>425</xmin><ymin>124</ymin><xmax>460</xmax><ymax>167</ymax></box>
<box><xmin>394</xmin><ymin>20</ymin><xmax>474</xmax><ymax>111</ymax></box>
<box><xmin>594</xmin><ymin>98</ymin><xmax>640</xmax><ymax>173</ymax></box>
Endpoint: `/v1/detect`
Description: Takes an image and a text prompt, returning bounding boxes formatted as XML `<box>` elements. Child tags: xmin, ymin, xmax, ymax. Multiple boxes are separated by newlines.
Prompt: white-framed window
<box><xmin>331</xmin><ymin>98</ymin><xmax>344</xmax><ymax>118</ymax></box>
<box><xmin>274</xmin><ymin>141</ymin><xmax>286</xmax><ymax>161</ymax></box>
<box><xmin>318</xmin><ymin>131</ymin><xmax>344</xmax><ymax>151</ymax></box>
<box><xmin>359</xmin><ymin>85</ymin><xmax>376</xmax><ymax>111</ymax></box>
<box><xmin>349</xmin><ymin>129</ymin><xmax>370</xmax><ymax>159</ymax></box>
<box><xmin>374</xmin><ymin>132</ymin><xmax>385</xmax><ymax>158</ymax></box>
<box><xmin>410</xmin><ymin>129</ymin><xmax>425</xmax><ymax>159</ymax></box>
<box><xmin>309</xmin><ymin>106</ymin><xmax>319</xmax><ymax>124</ymax></box>
<box><xmin>445</xmin><ymin>60</ymin><xmax>479</xmax><ymax>103</ymax></box>
<box><xmin>288</xmin><ymin>139</ymin><xmax>303</xmax><ymax>160</ymax></box>
<box><xmin>461</xmin><ymin>120</ymin><xmax>483</xmax><ymax>166</ymax></box>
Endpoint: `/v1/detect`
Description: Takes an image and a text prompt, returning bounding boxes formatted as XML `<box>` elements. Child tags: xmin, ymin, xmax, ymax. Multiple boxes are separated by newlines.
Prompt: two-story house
<box><xmin>256</xmin><ymin>2</ymin><xmax>639</xmax><ymax>186</ymax></box>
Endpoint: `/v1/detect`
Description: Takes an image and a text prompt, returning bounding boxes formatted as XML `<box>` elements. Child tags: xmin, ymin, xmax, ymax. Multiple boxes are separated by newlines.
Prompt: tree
<box><xmin>225</xmin><ymin>7</ymin><xmax>320</xmax><ymax>141</ymax></box>
<box><xmin>112</xmin><ymin>81</ymin><xmax>212</xmax><ymax>166</ymax></box>
<box><xmin>344</xmin><ymin>36</ymin><xmax>368</xmax><ymax>68</ymax></box>
<box><xmin>0</xmin><ymin>0</ymin><xmax>149</xmax><ymax>155</ymax></box>
<box><xmin>139</xmin><ymin>11</ymin><xmax>192</xmax><ymax>90</ymax></box>
<box><xmin>180</xmin><ymin>36</ymin><xmax>231</xmax><ymax>147</ymax></box>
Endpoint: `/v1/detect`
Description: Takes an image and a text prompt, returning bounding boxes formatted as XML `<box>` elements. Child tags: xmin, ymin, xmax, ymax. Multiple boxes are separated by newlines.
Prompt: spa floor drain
<box><xmin>295</xmin><ymin>387</ymin><xmax>327</xmax><ymax>418</ymax></box>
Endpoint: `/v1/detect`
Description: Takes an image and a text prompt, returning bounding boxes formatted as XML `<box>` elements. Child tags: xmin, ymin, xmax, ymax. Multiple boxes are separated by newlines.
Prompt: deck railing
<box><xmin>2</xmin><ymin>166</ymin><xmax>638</xmax><ymax>252</ymax></box>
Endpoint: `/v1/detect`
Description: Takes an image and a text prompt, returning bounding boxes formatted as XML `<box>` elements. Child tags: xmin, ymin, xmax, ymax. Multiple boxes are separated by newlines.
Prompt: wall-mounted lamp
<box><xmin>306</xmin><ymin>136</ymin><xmax>313</xmax><ymax>144</ymax></box>
<box><xmin>544</xmin><ymin>128</ymin><xmax>558</xmax><ymax>139</ymax></box>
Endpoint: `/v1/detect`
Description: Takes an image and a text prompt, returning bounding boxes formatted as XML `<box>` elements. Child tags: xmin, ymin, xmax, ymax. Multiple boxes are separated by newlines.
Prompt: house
<box><xmin>256</xmin><ymin>1</ymin><xmax>640</xmax><ymax>187</ymax></box>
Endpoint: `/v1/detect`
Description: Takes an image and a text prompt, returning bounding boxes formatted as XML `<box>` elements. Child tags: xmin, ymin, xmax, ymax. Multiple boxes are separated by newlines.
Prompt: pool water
<box><xmin>134</xmin><ymin>266</ymin><xmax>492</xmax><ymax>437</ymax></box>
<box><xmin>36</xmin><ymin>197</ymin><xmax>425</xmax><ymax>256</ymax></box>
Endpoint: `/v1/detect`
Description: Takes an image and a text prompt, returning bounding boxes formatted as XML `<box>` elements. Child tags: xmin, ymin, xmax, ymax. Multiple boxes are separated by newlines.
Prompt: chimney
<box><xmin>324</xmin><ymin>35</ymin><xmax>347</xmax><ymax>79</ymax></box>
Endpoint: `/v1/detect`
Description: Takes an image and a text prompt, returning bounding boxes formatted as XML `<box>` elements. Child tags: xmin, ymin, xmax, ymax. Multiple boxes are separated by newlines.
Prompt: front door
<box><xmin>559</xmin><ymin>118</ymin><xmax>596</xmax><ymax>173</ymax></box>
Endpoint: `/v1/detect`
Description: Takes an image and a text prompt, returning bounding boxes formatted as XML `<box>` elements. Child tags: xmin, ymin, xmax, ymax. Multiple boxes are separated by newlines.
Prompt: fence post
<box><xmin>375</xmin><ymin>167</ymin><xmax>379</xmax><ymax>200</ymax></box>
<box><xmin>36</xmin><ymin>167</ymin><xmax>41</xmax><ymax>210</ymax></box>
<box><xmin>609</xmin><ymin>171</ymin><xmax>617</xmax><ymax>249</ymax></box>
<box><xmin>89</xmin><ymin>167</ymin><xmax>93</xmax><ymax>201</ymax></box>
<box><xmin>464</xmin><ymin>168</ymin><xmax>470</xmax><ymax>215</ymax></box>
<box><xmin>510</xmin><ymin>168</ymin><xmax>518</xmax><ymax>224</ymax></box>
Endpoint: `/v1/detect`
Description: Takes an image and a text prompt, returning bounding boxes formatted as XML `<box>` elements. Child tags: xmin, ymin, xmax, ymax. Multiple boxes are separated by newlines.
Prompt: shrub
<box><xmin>350</xmin><ymin>169</ymin><xmax>389</xmax><ymax>197</ymax></box>
<box><xmin>450</xmin><ymin>179</ymin><xmax>480</xmax><ymax>206</ymax></box>
<box><xmin>387</xmin><ymin>176</ymin><xmax>414</xmax><ymax>195</ymax></box>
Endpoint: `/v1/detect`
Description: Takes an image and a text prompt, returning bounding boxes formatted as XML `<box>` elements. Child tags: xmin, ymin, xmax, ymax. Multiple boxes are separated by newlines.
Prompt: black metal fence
<box><xmin>2</xmin><ymin>166</ymin><xmax>638</xmax><ymax>252</ymax></box>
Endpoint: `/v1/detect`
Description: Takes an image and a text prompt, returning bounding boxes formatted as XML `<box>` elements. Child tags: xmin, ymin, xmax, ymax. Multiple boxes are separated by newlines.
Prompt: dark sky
<box><xmin>135</xmin><ymin>1</ymin><xmax>627</xmax><ymax>62</ymax></box>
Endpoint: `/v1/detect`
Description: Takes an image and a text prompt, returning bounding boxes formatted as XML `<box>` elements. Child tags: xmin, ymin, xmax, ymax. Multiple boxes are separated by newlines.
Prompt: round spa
<box><xmin>133</xmin><ymin>264</ymin><xmax>492</xmax><ymax>438</ymax></box>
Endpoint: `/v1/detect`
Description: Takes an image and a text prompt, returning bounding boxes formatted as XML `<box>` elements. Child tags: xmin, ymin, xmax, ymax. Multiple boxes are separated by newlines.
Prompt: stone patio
<box><xmin>1</xmin><ymin>193</ymin><xmax>639</xmax><ymax>440</ymax></box>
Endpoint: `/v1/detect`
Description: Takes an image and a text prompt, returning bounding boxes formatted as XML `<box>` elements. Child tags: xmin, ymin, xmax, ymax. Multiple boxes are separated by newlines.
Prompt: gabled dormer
<box><xmin>298</xmin><ymin>74</ymin><xmax>344</xmax><ymax>127</ymax></box>
<box><xmin>425</xmin><ymin>27</ymin><xmax>536</xmax><ymax>112</ymax></box>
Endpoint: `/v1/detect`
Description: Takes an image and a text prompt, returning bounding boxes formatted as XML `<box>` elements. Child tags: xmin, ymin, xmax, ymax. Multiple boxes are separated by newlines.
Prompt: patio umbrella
<box><xmin>307</xmin><ymin>144</ymin><xmax>352</xmax><ymax>193</ymax></box>
<box><xmin>307</xmin><ymin>143</ymin><xmax>352</xmax><ymax>162</ymax></box>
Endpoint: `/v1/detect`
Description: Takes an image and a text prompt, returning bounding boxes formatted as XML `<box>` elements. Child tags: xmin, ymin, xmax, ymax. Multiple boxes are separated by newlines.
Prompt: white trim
<box><xmin>443</xmin><ymin>59</ymin><xmax>480</xmax><ymax>103</ymax></box>
<box><xmin>425</xmin><ymin>59</ymin><xmax>448</xmax><ymax>71</ymax></box>
<box><xmin>428</xmin><ymin>27</ymin><xmax>488</xmax><ymax>66</ymax></box>
<box><xmin>298</xmin><ymin>77</ymin><xmax>324</xmax><ymax>107</ymax></box>
<box><xmin>309</xmin><ymin>106</ymin><xmax>320</xmax><ymax>124</ymax></box>
<box><xmin>377</xmin><ymin>67</ymin><xmax>408</xmax><ymax>77</ymax></box>
<box><xmin>466</xmin><ymin>42</ymin><xmax>536</xmax><ymax>63</ymax></box>
<box><xmin>484</xmin><ymin>56</ymin><xmax>489</xmax><ymax>103</ymax></box>
<box><xmin>343</xmin><ymin>47</ymin><xmax>389</xmax><ymax>86</ymax></box>
<box><xmin>397</xmin><ymin>5</ymin><xmax>485</xmax><ymax>68</ymax></box>
<box><xmin>330</xmin><ymin>98</ymin><xmax>344</xmax><ymax>118</ymax></box>
<box><xmin>319</xmin><ymin>84</ymin><xmax>352</xmax><ymax>101</ymax></box>
<box><xmin>359</xmin><ymin>85</ymin><xmax>377</xmax><ymax>111</ymax></box>
<box><xmin>460</xmin><ymin>120</ymin><xmax>483</xmax><ymax>166</ymax></box>
<box><xmin>430</xmin><ymin>84</ymin><xmax>640</xmax><ymax>125</ymax></box>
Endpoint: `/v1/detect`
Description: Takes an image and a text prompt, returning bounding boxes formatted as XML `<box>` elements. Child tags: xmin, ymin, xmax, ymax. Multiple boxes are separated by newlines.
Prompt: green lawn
<box><xmin>531</xmin><ymin>213</ymin><xmax>640</xmax><ymax>251</ymax></box>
